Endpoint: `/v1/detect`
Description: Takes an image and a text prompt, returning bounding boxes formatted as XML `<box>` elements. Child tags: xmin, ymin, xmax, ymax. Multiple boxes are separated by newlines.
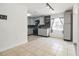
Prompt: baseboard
<box><xmin>64</xmin><ymin>39</ymin><xmax>72</xmax><ymax>42</ymax></box>
<box><xmin>38</xmin><ymin>35</ymin><xmax>49</xmax><ymax>37</ymax></box>
<box><xmin>28</xmin><ymin>34</ymin><xmax>33</xmax><ymax>36</ymax></box>
<box><xmin>0</xmin><ymin>40</ymin><xmax>27</xmax><ymax>52</ymax></box>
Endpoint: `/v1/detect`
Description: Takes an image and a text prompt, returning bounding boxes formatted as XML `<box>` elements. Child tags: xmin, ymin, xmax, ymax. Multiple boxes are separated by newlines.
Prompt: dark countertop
<box><xmin>28</xmin><ymin>25</ymin><xmax>50</xmax><ymax>29</ymax></box>
<box><xmin>39</xmin><ymin>27</ymin><xmax>50</xmax><ymax>29</ymax></box>
<box><xmin>28</xmin><ymin>25</ymin><xmax>35</xmax><ymax>28</ymax></box>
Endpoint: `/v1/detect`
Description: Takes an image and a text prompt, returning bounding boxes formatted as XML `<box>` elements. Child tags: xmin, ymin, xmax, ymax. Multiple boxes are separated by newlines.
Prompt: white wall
<box><xmin>72</xmin><ymin>3</ymin><xmax>79</xmax><ymax>56</ymax></box>
<box><xmin>76</xmin><ymin>3</ymin><xmax>79</xmax><ymax>56</ymax></box>
<box><xmin>0</xmin><ymin>4</ymin><xmax>27</xmax><ymax>52</ymax></box>
<box><xmin>73</xmin><ymin>4</ymin><xmax>79</xmax><ymax>44</ymax></box>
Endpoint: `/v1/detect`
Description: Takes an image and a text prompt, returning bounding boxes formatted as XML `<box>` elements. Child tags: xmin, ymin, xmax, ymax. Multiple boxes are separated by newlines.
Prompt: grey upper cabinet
<box><xmin>39</xmin><ymin>16</ymin><xmax>44</xmax><ymax>25</ymax></box>
<box><xmin>44</xmin><ymin>15</ymin><xmax>50</xmax><ymax>28</ymax></box>
<box><xmin>28</xmin><ymin>17</ymin><xmax>35</xmax><ymax>25</ymax></box>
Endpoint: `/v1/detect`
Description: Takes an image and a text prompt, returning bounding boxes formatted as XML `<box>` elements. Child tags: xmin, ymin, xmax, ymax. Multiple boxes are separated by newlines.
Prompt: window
<box><xmin>51</xmin><ymin>17</ymin><xmax>64</xmax><ymax>32</ymax></box>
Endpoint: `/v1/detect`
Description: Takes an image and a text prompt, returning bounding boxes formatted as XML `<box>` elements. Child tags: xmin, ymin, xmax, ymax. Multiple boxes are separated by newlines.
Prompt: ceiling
<box><xmin>21</xmin><ymin>3</ymin><xmax>74</xmax><ymax>16</ymax></box>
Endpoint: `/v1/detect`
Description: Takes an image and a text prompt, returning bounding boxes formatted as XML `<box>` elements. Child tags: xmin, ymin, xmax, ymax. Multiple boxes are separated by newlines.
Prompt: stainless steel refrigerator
<box><xmin>64</xmin><ymin>10</ymin><xmax>73</xmax><ymax>41</ymax></box>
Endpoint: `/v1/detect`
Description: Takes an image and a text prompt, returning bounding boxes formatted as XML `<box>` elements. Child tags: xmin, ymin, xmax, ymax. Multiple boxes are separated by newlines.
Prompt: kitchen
<box><xmin>28</xmin><ymin>15</ymin><xmax>51</xmax><ymax>37</ymax></box>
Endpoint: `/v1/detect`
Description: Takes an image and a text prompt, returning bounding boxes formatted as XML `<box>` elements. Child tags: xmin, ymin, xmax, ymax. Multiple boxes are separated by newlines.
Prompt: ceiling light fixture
<box><xmin>46</xmin><ymin>3</ymin><xmax>54</xmax><ymax>11</ymax></box>
<box><xmin>27</xmin><ymin>13</ymin><xmax>32</xmax><ymax>16</ymax></box>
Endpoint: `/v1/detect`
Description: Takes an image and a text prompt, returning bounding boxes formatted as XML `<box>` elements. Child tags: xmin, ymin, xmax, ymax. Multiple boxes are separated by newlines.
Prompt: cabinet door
<box><xmin>39</xmin><ymin>16</ymin><xmax>44</xmax><ymax>25</ymax></box>
<box><xmin>64</xmin><ymin>12</ymin><xmax>71</xmax><ymax>24</ymax></box>
<box><xmin>64</xmin><ymin>24</ymin><xmax>71</xmax><ymax>40</ymax></box>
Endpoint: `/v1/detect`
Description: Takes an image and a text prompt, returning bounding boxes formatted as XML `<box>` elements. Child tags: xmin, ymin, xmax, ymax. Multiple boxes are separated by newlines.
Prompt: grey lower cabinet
<box><xmin>28</xmin><ymin>28</ymin><xmax>33</xmax><ymax>35</ymax></box>
<box><xmin>38</xmin><ymin>28</ymin><xmax>50</xmax><ymax>36</ymax></box>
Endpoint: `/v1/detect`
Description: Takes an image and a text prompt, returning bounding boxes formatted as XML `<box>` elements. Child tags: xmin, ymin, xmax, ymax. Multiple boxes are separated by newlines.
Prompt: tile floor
<box><xmin>0</xmin><ymin>35</ymin><xmax>76</xmax><ymax>56</ymax></box>
<box><xmin>50</xmin><ymin>30</ymin><xmax>64</xmax><ymax>39</ymax></box>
